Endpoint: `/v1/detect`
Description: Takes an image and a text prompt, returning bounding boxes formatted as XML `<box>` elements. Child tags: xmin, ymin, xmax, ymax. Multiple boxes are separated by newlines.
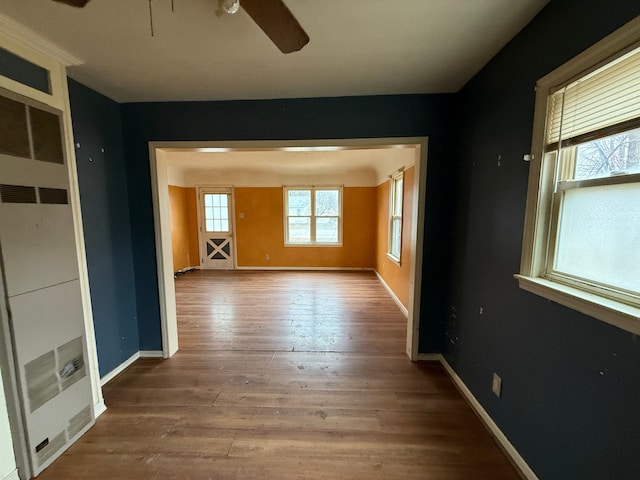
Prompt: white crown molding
<box><xmin>0</xmin><ymin>13</ymin><xmax>83</xmax><ymax>67</ymax></box>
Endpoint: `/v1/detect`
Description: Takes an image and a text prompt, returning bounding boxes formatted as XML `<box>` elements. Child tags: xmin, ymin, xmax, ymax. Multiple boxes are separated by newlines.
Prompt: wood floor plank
<box><xmin>36</xmin><ymin>271</ymin><xmax>521</xmax><ymax>480</ymax></box>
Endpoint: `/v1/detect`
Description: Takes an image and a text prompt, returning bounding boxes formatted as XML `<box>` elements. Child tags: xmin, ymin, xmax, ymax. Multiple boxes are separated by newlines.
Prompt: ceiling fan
<box><xmin>51</xmin><ymin>0</ymin><xmax>310</xmax><ymax>54</ymax></box>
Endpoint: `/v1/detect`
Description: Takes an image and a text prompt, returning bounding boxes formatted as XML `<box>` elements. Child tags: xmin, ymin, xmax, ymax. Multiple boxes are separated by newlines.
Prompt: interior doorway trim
<box><xmin>149</xmin><ymin>137</ymin><xmax>428</xmax><ymax>360</ymax></box>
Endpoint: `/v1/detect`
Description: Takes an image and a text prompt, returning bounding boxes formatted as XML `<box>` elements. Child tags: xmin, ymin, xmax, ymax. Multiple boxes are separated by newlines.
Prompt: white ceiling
<box><xmin>162</xmin><ymin>145</ymin><xmax>418</xmax><ymax>187</ymax></box>
<box><xmin>0</xmin><ymin>0</ymin><xmax>549</xmax><ymax>103</ymax></box>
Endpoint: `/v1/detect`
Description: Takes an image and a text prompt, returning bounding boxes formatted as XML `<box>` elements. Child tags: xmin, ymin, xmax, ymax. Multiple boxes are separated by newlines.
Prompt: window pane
<box><xmin>315</xmin><ymin>217</ymin><xmax>338</xmax><ymax>243</ymax></box>
<box><xmin>315</xmin><ymin>190</ymin><xmax>339</xmax><ymax>216</ymax></box>
<box><xmin>391</xmin><ymin>218</ymin><xmax>402</xmax><ymax>258</ymax></box>
<box><xmin>555</xmin><ymin>183</ymin><xmax>640</xmax><ymax>293</ymax></box>
<box><xmin>288</xmin><ymin>217</ymin><xmax>311</xmax><ymax>243</ymax></box>
<box><xmin>394</xmin><ymin>178</ymin><xmax>403</xmax><ymax>216</ymax></box>
<box><xmin>573</xmin><ymin>127</ymin><xmax>640</xmax><ymax>180</ymax></box>
<box><xmin>288</xmin><ymin>190</ymin><xmax>311</xmax><ymax>216</ymax></box>
<box><xmin>205</xmin><ymin>195</ymin><xmax>230</xmax><ymax>232</ymax></box>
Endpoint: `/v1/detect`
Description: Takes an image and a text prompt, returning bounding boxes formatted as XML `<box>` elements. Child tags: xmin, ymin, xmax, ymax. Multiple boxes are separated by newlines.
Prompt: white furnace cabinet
<box><xmin>0</xmin><ymin>90</ymin><xmax>94</xmax><ymax>476</ymax></box>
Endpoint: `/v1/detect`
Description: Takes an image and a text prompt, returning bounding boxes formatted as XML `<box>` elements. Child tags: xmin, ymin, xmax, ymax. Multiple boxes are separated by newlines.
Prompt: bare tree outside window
<box><xmin>285</xmin><ymin>188</ymin><xmax>340</xmax><ymax>244</ymax></box>
<box><xmin>574</xmin><ymin>127</ymin><xmax>640</xmax><ymax>180</ymax></box>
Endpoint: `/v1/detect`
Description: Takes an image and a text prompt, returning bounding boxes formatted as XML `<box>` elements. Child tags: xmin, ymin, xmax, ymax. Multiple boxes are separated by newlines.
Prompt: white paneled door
<box><xmin>200</xmin><ymin>189</ymin><xmax>234</xmax><ymax>269</ymax></box>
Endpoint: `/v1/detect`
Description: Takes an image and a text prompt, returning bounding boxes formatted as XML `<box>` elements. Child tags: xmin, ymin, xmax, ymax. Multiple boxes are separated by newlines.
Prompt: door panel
<box><xmin>201</xmin><ymin>190</ymin><xmax>234</xmax><ymax>269</ymax></box>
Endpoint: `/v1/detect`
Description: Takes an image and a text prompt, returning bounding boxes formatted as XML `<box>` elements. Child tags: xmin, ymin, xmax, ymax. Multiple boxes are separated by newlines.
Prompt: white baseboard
<box><xmin>93</xmin><ymin>400</ymin><xmax>107</xmax><ymax>418</ymax></box>
<box><xmin>100</xmin><ymin>351</ymin><xmax>141</xmax><ymax>387</ymax></box>
<box><xmin>417</xmin><ymin>354</ymin><xmax>539</xmax><ymax>480</ymax></box>
<box><xmin>139</xmin><ymin>350</ymin><xmax>164</xmax><ymax>358</ymax></box>
<box><xmin>416</xmin><ymin>353</ymin><xmax>441</xmax><ymax>361</ymax></box>
<box><xmin>374</xmin><ymin>270</ymin><xmax>409</xmax><ymax>318</ymax></box>
<box><xmin>235</xmin><ymin>266</ymin><xmax>374</xmax><ymax>271</ymax></box>
<box><xmin>99</xmin><ymin>350</ymin><xmax>163</xmax><ymax>395</ymax></box>
<box><xmin>2</xmin><ymin>468</ymin><xmax>20</xmax><ymax>480</ymax></box>
<box><xmin>174</xmin><ymin>266</ymin><xmax>200</xmax><ymax>275</ymax></box>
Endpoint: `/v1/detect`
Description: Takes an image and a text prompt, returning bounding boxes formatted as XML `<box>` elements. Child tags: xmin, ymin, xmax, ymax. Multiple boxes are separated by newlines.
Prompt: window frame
<box><xmin>283</xmin><ymin>185</ymin><xmax>343</xmax><ymax>246</ymax></box>
<box><xmin>203</xmin><ymin>192</ymin><xmax>231</xmax><ymax>234</ymax></box>
<box><xmin>516</xmin><ymin>17</ymin><xmax>640</xmax><ymax>335</ymax></box>
<box><xmin>387</xmin><ymin>171</ymin><xmax>404</xmax><ymax>263</ymax></box>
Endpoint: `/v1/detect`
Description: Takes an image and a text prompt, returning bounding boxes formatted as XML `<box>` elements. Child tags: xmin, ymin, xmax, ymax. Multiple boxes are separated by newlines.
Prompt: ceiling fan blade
<box><xmin>241</xmin><ymin>0</ymin><xmax>309</xmax><ymax>54</ymax></box>
<box><xmin>51</xmin><ymin>0</ymin><xmax>91</xmax><ymax>7</ymax></box>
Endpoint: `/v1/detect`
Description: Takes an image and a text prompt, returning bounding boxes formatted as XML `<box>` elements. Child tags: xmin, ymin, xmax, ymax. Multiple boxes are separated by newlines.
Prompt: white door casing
<box><xmin>149</xmin><ymin>138</ymin><xmax>427</xmax><ymax>361</ymax></box>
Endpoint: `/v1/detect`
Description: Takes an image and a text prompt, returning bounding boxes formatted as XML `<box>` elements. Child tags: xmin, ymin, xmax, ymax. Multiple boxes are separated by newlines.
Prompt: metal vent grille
<box><xmin>67</xmin><ymin>405</ymin><xmax>92</xmax><ymax>439</ymax></box>
<box><xmin>24</xmin><ymin>350</ymin><xmax>59</xmax><ymax>413</ymax></box>
<box><xmin>0</xmin><ymin>95</ymin><xmax>30</xmax><ymax>159</ymax></box>
<box><xmin>36</xmin><ymin>431</ymin><xmax>66</xmax><ymax>467</ymax></box>
<box><xmin>0</xmin><ymin>184</ymin><xmax>37</xmax><ymax>204</ymax></box>
<box><xmin>39</xmin><ymin>187</ymin><xmax>68</xmax><ymax>205</ymax></box>
<box><xmin>30</xmin><ymin>106</ymin><xmax>64</xmax><ymax>165</ymax></box>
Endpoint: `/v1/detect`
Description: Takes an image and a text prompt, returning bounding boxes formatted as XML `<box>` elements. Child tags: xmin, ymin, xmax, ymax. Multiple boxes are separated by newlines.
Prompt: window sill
<box><xmin>386</xmin><ymin>253</ymin><xmax>401</xmax><ymax>266</ymax></box>
<box><xmin>514</xmin><ymin>274</ymin><xmax>640</xmax><ymax>335</ymax></box>
<box><xmin>284</xmin><ymin>243</ymin><xmax>343</xmax><ymax>248</ymax></box>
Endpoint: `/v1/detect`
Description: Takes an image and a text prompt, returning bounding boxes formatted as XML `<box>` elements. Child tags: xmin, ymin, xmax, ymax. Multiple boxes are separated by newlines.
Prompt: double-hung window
<box><xmin>517</xmin><ymin>19</ymin><xmax>640</xmax><ymax>334</ymax></box>
<box><xmin>284</xmin><ymin>186</ymin><xmax>342</xmax><ymax>245</ymax></box>
<box><xmin>388</xmin><ymin>172</ymin><xmax>404</xmax><ymax>262</ymax></box>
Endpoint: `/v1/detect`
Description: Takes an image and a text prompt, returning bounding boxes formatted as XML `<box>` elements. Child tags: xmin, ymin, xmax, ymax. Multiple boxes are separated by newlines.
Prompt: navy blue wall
<box><xmin>121</xmin><ymin>95</ymin><xmax>456</xmax><ymax>351</ymax></box>
<box><xmin>68</xmin><ymin>79</ymin><xmax>139</xmax><ymax>377</ymax></box>
<box><xmin>447</xmin><ymin>1</ymin><xmax>640</xmax><ymax>479</ymax></box>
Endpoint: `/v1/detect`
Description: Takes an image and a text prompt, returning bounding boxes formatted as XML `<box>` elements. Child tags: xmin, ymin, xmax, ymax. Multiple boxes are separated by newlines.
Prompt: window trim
<box><xmin>517</xmin><ymin>16</ymin><xmax>640</xmax><ymax>335</ymax></box>
<box><xmin>387</xmin><ymin>170</ymin><xmax>404</xmax><ymax>263</ymax></box>
<box><xmin>283</xmin><ymin>185</ymin><xmax>343</xmax><ymax>246</ymax></box>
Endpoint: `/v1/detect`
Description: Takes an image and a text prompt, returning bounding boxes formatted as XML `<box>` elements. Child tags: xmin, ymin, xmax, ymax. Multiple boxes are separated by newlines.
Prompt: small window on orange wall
<box><xmin>388</xmin><ymin>172</ymin><xmax>404</xmax><ymax>262</ymax></box>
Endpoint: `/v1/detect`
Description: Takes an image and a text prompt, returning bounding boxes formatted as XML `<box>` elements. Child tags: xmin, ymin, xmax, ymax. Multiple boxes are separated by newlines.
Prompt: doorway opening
<box><xmin>149</xmin><ymin>137</ymin><xmax>428</xmax><ymax>360</ymax></box>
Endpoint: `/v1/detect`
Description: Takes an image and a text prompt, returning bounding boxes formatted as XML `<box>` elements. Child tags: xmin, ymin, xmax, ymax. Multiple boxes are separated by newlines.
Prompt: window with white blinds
<box><xmin>546</xmin><ymin>46</ymin><xmax>640</xmax><ymax>150</ymax></box>
<box><xmin>517</xmin><ymin>19</ymin><xmax>640</xmax><ymax>335</ymax></box>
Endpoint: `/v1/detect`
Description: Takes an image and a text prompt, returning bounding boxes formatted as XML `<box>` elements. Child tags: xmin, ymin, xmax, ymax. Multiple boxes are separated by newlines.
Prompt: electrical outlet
<box><xmin>492</xmin><ymin>373</ymin><xmax>502</xmax><ymax>397</ymax></box>
<box><xmin>265</xmin><ymin>254</ymin><xmax>270</xmax><ymax>261</ymax></box>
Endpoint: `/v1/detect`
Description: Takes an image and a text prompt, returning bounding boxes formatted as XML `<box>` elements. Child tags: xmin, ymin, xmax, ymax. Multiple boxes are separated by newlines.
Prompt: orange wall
<box><xmin>234</xmin><ymin>187</ymin><xmax>376</xmax><ymax>268</ymax></box>
<box><xmin>168</xmin><ymin>185</ymin><xmax>199</xmax><ymax>272</ymax></box>
<box><xmin>375</xmin><ymin>166</ymin><xmax>414</xmax><ymax>309</ymax></box>
<box><xmin>169</xmin><ymin>179</ymin><xmax>412</xmax><ymax>310</ymax></box>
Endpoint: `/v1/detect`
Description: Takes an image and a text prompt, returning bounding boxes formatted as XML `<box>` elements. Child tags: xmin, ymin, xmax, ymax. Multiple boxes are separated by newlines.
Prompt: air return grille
<box><xmin>38</xmin><ymin>187</ymin><xmax>68</xmax><ymax>205</ymax></box>
<box><xmin>0</xmin><ymin>184</ymin><xmax>37</xmax><ymax>203</ymax></box>
<box><xmin>36</xmin><ymin>431</ymin><xmax>66</xmax><ymax>467</ymax></box>
<box><xmin>0</xmin><ymin>95</ymin><xmax>31</xmax><ymax>158</ymax></box>
<box><xmin>0</xmin><ymin>184</ymin><xmax>68</xmax><ymax>205</ymax></box>
<box><xmin>24</xmin><ymin>337</ymin><xmax>85</xmax><ymax>413</ymax></box>
<box><xmin>0</xmin><ymin>91</ymin><xmax>64</xmax><ymax>164</ymax></box>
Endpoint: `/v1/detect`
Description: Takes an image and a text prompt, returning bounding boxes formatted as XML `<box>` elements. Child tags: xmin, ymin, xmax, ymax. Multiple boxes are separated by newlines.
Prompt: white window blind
<box><xmin>546</xmin><ymin>46</ymin><xmax>640</xmax><ymax>147</ymax></box>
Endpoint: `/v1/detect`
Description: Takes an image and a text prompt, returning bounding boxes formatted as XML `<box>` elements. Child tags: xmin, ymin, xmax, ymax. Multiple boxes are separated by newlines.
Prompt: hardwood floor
<box><xmin>38</xmin><ymin>271</ymin><xmax>521</xmax><ymax>479</ymax></box>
